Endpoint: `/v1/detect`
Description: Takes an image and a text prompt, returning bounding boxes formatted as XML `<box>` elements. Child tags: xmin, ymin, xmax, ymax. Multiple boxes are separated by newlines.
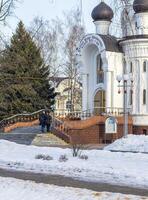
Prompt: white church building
<box><xmin>77</xmin><ymin>0</ymin><xmax>148</xmax><ymax>135</ymax></box>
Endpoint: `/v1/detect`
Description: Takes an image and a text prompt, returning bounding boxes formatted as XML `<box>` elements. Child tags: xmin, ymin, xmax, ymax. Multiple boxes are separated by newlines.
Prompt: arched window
<box><xmin>143</xmin><ymin>89</ymin><xmax>146</xmax><ymax>105</ymax></box>
<box><xmin>130</xmin><ymin>89</ymin><xmax>133</xmax><ymax>105</ymax></box>
<box><xmin>143</xmin><ymin>61</ymin><xmax>147</xmax><ymax>72</ymax></box>
<box><xmin>105</xmin><ymin>117</ymin><xmax>117</xmax><ymax>134</ymax></box>
<box><xmin>130</xmin><ymin>62</ymin><xmax>133</xmax><ymax>73</ymax></box>
<box><xmin>96</xmin><ymin>54</ymin><xmax>104</xmax><ymax>84</ymax></box>
<box><xmin>123</xmin><ymin>59</ymin><xmax>126</xmax><ymax>74</ymax></box>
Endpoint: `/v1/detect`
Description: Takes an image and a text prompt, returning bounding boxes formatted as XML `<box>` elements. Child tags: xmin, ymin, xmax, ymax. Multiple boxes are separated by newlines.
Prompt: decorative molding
<box><xmin>76</xmin><ymin>34</ymin><xmax>105</xmax><ymax>56</ymax></box>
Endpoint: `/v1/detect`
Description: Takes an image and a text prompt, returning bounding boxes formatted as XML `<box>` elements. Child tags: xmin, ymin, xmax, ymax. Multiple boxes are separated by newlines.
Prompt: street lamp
<box><xmin>116</xmin><ymin>74</ymin><xmax>133</xmax><ymax>138</ymax></box>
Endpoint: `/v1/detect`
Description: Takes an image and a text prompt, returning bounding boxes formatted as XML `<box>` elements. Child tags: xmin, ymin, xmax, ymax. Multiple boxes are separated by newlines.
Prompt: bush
<box><xmin>35</xmin><ymin>154</ymin><xmax>53</xmax><ymax>161</ymax></box>
<box><xmin>59</xmin><ymin>155</ymin><xmax>68</xmax><ymax>162</ymax></box>
<box><xmin>72</xmin><ymin>144</ymin><xmax>84</xmax><ymax>157</ymax></box>
<box><xmin>79</xmin><ymin>155</ymin><xmax>88</xmax><ymax>160</ymax></box>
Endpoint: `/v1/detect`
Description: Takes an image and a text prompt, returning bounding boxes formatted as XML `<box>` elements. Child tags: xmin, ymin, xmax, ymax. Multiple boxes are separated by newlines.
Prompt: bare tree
<box><xmin>110</xmin><ymin>0</ymin><xmax>134</xmax><ymax>37</ymax></box>
<box><xmin>0</xmin><ymin>0</ymin><xmax>17</xmax><ymax>22</ymax></box>
<box><xmin>29</xmin><ymin>17</ymin><xmax>64</xmax><ymax>77</ymax></box>
<box><xmin>63</xmin><ymin>8</ymin><xmax>85</xmax><ymax>112</ymax></box>
<box><xmin>0</xmin><ymin>0</ymin><xmax>19</xmax><ymax>55</ymax></box>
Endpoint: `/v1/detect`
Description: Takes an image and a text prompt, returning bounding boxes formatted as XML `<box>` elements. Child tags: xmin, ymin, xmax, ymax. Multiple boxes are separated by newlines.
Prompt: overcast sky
<box><xmin>1</xmin><ymin>0</ymin><xmax>112</xmax><ymax>38</ymax></box>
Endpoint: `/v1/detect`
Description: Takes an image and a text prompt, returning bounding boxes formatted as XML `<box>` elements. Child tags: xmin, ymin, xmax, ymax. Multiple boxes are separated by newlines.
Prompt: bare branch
<box><xmin>0</xmin><ymin>0</ymin><xmax>17</xmax><ymax>22</ymax></box>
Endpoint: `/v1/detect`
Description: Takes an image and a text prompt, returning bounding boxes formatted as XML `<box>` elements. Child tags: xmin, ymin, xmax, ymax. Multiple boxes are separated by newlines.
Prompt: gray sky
<box><xmin>2</xmin><ymin>0</ymin><xmax>111</xmax><ymax>38</ymax></box>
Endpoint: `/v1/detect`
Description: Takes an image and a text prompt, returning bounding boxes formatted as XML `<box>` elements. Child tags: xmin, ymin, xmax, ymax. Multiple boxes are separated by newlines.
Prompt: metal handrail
<box><xmin>0</xmin><ymin>109</ymin><xmax>51</xmax><ymax>129</ymax></box>
<box><xmin>53</xmin><ymin>107</ymin><xmax>131</xmax><ymax>120</ymax></box>
<box><xmin>0</xmin><ymin>108</ymin><xmax>70</xmax><ymax>142</ymax></box>
<box><xmin>0</xmin><ymin>109</ymin><xmax>45</xmax><ymax>123</ymax></box>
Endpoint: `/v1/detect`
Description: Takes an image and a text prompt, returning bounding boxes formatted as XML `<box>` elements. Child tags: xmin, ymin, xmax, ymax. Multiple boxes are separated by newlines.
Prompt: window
<box><xmin>66</xmin><ymin>100</ymin><xmax>72</xmax><ymax>110</ymax></box>
<box><xmin>143</xmin><ymin>89</ymin><xmax>146</xmax><ymax>105</ymax></box>
<box><xmin>57</xmin><ymin>100</ymin><xmax>60</xmax><ymax>109</ymax></box>
<box><xmin>135</xmin><ymin>21</ymin><xmax>138</xmax><ymax>28</ymax></box>
<box><xmin>143</xmin><ymin>61</ymin><xmax>147</xmax><ymax>72</ymax></box>
<box><xmin>96</xmin><ymin>54</ymin><xmax>104</xmax><ymax>84</ymax></box>
<box><xmin>105</xmin><ymin>117</ymin><xmax>117</xmax><ymax>134</ymax></box>
<box><xmin>143</xmin><ymin>129</ymin><xmax>147</xmax><ymax>135</ymax></box>
<box><xmin>130</xmin><ymin>62</ymin><xmax>133</xmax><ymax>73</ymax></box>
<box><xmin>123</xmin><ymin>59</ymin><xmax>126</xmax><ymax>74</ymax></box>
<box><xmin>130</xmin><ymin>89</ymin><xmax>133</xmax><ymax>105</ymax></box>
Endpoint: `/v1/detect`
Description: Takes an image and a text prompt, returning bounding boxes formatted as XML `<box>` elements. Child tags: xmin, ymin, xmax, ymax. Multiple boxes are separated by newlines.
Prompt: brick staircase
<box><xmin>0</xmin><ymin>108</ymin><xmax>132</xmax><ymax>145</ymax></box>
<box><xmin>0</xmin><ymin>110</ymin><xmax>71</xmax><ymax>145</ymax></box>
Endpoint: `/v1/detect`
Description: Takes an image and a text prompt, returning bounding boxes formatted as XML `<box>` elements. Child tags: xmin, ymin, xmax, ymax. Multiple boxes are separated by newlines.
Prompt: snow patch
<box><xmin>0</xmin><ymin>140</ymin><xmax>148</xmax><ymax>189</ymax></box>
<box><xmin>105</xmin><ymin>135</ymin><xmax>148</xmax><ymax>153</ymax></box>
<box><xmin>0</xmin><ymin>177</ymin><xmax>145</xmax><ymax>200</ymax></box>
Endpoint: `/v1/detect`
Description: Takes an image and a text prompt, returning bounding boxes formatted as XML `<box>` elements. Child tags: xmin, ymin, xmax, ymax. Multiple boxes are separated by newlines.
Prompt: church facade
<box><xmin>77</xmin><ymin>0</ymin><xmax>148</xmax><ymax>135</ymax></box>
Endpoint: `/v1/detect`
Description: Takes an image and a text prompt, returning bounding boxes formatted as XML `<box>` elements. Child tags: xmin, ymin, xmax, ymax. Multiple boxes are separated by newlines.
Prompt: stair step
<box><xmin>32</xmin><ymin>133</ymin><xmax>68</xmax><ymax>147</ymax></box>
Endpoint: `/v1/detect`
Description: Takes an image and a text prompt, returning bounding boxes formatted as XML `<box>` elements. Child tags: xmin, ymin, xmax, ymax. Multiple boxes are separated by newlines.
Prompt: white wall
<box><xmin>78</xmin><ymin>34</ymin><xmax>124</xmax><ymax>113</ymax></box>
<box><xmin>121</xmin><ymin>38</ymin><xmax>148</xmax><ymax>125</ymax></box>
<box><xmin>106</xmin><ymin>51</ymin><xmax>124</xmax><ymax>109</ymax></box>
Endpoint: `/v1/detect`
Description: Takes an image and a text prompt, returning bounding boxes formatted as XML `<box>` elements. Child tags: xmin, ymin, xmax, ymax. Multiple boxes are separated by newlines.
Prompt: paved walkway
<box><xmin>10</xmin><ymin>125</ymin><xmax>41</xmax><ymax>134</ymax></box>
<box><xmin>0</xmin><ymin>126</ymin><xmax>68</xmax><ymax>147</ymax></box>
<box><xmin>0</xmin><ymin>126</ymin><xmax>40</xmax><ymax>145</ymax></box>
<box><xmin>0</xmin><ymin>132</ymin><xmax>37</xmax><ymax>145</ymax></box>
<box><xmin>0</xmin><ymin>168</ymin><xmax>147</xmax><ymax>197</ymax></box>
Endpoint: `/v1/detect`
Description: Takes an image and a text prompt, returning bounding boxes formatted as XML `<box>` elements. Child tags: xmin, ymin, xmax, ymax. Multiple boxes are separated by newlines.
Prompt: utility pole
<box><xmin>117</xmin><ymin>74</ymin><xmax>133</xmax><ymax>138</ymax></box>
<box><xmin>80</xmin><ymin>0</ymin><xmax>83</xmax><ymax>26</ymax></box>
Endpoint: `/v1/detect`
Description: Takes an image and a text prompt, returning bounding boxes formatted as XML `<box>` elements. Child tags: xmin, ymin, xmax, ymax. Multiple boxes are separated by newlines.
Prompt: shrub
<box><xmin>79</xmin><ymin>155</ymin><xmax>88</xmax><ymax>160</ymax></box>
<box><xmin>35</xmin><ymin>154</ymin><xmax>53</xmax><ymax>161</ymax></box>
<box><xmin>59</xmin><ymin>155</ymin><xmax>68</xmax><ymax>162</ymax></box>
<box><xmin>71</xmin><ymin>144</ymin><xmax>84</xmax><ymax>157</ymax></box>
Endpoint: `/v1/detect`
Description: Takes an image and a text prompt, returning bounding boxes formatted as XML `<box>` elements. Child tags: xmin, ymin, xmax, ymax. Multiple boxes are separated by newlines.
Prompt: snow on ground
<box><xmin>0</xmin><ymin>140</ymin><xmax>148</xmax><ymax>189</ymax></box>
<box><xmin>105</xmin><ymin>135</ymin><xmax>148</xmax><ymax>153</ymax></box>
<box><xmin>0</xmin><ymin>177</ymin><xmax>146</xmax><ymax>200</ymax></box>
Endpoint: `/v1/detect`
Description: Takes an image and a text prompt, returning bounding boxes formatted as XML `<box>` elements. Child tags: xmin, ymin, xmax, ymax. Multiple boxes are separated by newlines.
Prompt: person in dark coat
<box><xmin>45</xmin><ymin>111</ymin><xmax>52</xmax><ymax>132</ymax></box>
<box><xmin>39</xmin><ymin>111</ymin><xmax>47</xmax><ymax>133</ymax></box>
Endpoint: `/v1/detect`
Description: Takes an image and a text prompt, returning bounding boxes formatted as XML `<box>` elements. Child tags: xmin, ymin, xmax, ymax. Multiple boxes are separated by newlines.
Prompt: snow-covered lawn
<box><xmin>0</xmin><ymin>177</ymin><xmax>146</xmax><ymax>200</ymax></box>
<box><xmin>0</xmin><ymin>140</ymin><xmax>148</xmax><ymax>189</ymax></box>
<box><xmin>105</xmin><ymin>135</ymin><xmax>148</xmax><ymax>153</ymax></box>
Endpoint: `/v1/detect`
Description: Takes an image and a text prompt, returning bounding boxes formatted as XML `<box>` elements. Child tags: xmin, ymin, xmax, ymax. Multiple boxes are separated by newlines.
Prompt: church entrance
<box><xmin>94</xmin><ymin>90</ymin><xmax>106</xmax><ymax>115</ymax></box>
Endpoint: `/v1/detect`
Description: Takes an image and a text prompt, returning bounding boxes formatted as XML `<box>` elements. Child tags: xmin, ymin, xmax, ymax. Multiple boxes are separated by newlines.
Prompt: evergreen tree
<box><xmin>0</xmin><ymin>21</ymin><xmax>56</xmax><ymax>119</ymax></box>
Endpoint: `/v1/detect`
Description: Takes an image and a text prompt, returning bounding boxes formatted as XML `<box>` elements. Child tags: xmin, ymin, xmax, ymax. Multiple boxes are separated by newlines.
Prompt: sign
<box><xmin>105</xmin><ymin>117</ymin><xmax>117</xmax><ymax>134</ymax></box>
<box><xmin>77</xmin><ymin>34</ymin><xmax>104</xmax><ymax>56</ymax></box>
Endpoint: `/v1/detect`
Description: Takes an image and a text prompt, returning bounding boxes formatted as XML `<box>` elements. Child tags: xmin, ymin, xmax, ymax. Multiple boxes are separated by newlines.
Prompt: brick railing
<box><xmin>0</xmin><ymin>109</ymin><xmax>71</xmax><ymax>144</ymax></box>
<box><xmin>0</xmin><ymin>109</ymin><xmax>50</xmax><ymax>132</ymax></box>
<box><xmin>52</xmin><ymin>117</ymin><xmax>71</xmax><ymax>143</ymax></box>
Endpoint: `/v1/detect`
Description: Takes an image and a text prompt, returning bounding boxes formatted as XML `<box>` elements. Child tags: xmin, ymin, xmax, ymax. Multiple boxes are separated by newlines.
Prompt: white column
<box><xmin>132</xmin><ymin>60</ymin><xmax>136</xmax><ymax>114</ymax></box>
<box><xmin>139</xmin><ymin>60</ymin><xmax>142</xmax><ymax>114</ymax></box>
<box><xmin>134</xmin><ymin>60</ymin><xmax>140</xmax><ymax>114</ymax></box>
<box><xmin>82</xmin><ymin>74</ymin><xmax>89</xmax><ymax>111</ymax></box>
<box><xmin>106</xmin><ymin>71</ymin><xmax>112</xmax><ymax>108</ymax></box>
<box><xmin>146</xmin><ymin>62</ymin><xmax>148</xmax><ymax>113</ymax></box>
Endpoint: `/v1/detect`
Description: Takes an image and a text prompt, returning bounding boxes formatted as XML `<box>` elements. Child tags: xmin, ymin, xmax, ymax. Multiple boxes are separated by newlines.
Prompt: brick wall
<box><xmin>68</xmin><ymin>125</ymin><xmax>100</xmax><ymax>144</ymax></box>
<box><xmin>133</xmin><ymin>126</ymin><xmax>148</xmax><ymax>135</ymax></box>
<box><xmin>65</xmin><ymin>116</ymin><xmax>133</xmax><ymax>144</ymax></box>
<box><xmin>3</xmin><ymin>120</ymin><xmax>39</xmax><ymax>133</ymax></box>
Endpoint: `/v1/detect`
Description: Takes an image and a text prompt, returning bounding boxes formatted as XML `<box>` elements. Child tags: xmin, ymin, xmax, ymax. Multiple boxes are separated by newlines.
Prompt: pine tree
<box><xmin>0</xmin><ymin>21</ymin><xmax>56</xmax><ymax>119</ymax></box>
